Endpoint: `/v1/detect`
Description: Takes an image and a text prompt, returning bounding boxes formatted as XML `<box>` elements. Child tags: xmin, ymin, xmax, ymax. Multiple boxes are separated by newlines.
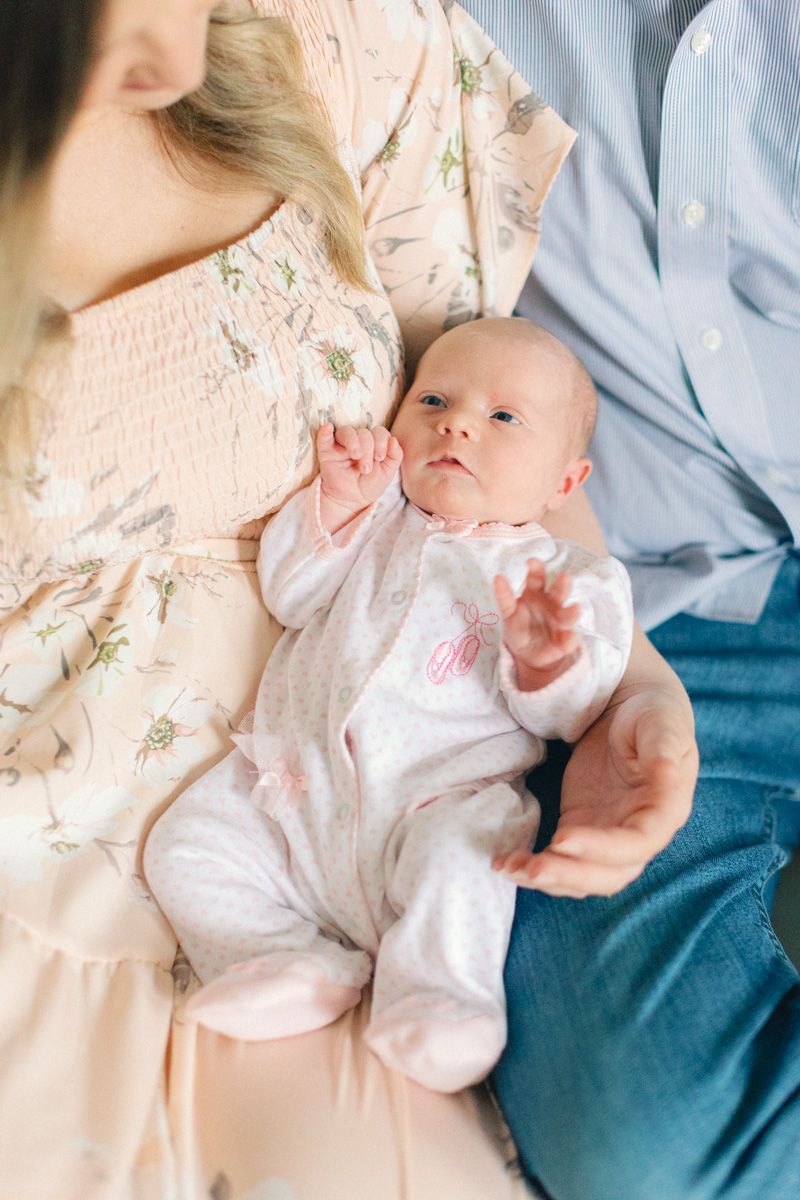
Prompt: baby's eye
<box><xmin>421</xmin><ymin>395</ymin><xmax>446</xmax><ymax>408</ymax></box>
<box><xmin>491</xmin><ymin>410</ymin><xmax>519</xmax><ymax>424</ymax></box>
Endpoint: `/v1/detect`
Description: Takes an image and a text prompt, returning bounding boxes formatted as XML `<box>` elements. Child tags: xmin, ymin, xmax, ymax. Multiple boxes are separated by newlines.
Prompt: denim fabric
<box><xmin>497</xmin><ymin>552</ymin><xmax>800</xmax><ymax>1200</ymax></box>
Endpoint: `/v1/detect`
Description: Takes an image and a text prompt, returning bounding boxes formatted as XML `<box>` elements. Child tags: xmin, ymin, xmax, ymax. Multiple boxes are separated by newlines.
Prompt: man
<box><xmin>459</xmin><ymin>3</ymin><xmax>800</xmax><ymax>1198</ymax></box>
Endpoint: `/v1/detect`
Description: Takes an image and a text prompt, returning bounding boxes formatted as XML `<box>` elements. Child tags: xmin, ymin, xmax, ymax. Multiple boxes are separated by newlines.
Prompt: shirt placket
<box><xmin>657</xmin><ymin>1</ymin><xmax>788</xmax><ymax>510</ymax></box>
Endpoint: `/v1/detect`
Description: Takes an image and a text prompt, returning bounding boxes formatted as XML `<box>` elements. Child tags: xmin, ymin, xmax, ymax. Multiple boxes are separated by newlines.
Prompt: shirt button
<box><xmin>682</xmin><ymin>201</ymin><xmax>706</xmax><ymax>227</ymax></box>
<box><xmin>338</xmin><ymin>686</ymin><xmax>352</xmax><ymax>702</ymax></box>
<box><xmin>700</xmin><ymin>327</ymin><xmax>723</xmax><ymax>352</ymax></box>
<box><xmin>690</xmin><ymin>29</ymin><xmax>712</xmax><ymax>55</ymax></box>
<box><xmin>391</xmin><ymin>590</ymin><xmax>406</xmax><ymax>605</ymax></box>
<box><xmin>337</xmin><ymin>803</ymin><xmax>350</xmax><ymax>821</ymax></box>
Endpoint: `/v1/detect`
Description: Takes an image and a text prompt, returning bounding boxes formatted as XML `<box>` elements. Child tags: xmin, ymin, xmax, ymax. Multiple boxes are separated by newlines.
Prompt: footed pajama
<box><xmin>145</xmin><ymin>477</ymin><xmax>632</xmax><ymax>1091</ymax></box>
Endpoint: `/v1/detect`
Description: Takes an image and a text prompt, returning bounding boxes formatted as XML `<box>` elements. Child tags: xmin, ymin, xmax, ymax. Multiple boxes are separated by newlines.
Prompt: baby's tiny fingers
<box><xmin>386</xmin><ymin>435</ymin><xmax>404</xmax><ymax>464</ymax></box>
<box><xmin>371</xmin><ymin>426</ymin><xmax>391</xmax><ymax>461</ymax></box>
<box><xmin>335</xmin><ymin>426</ymin><xmax>361</xmax><ymax>459</ymax></box>
<box><xmin>552</xmin><ymin>602</ymin><xmax>581</xmax><ymax>628</ymax></box>
<box><xmin>524</xmin><ymin>559</ymin><xmax>547</xmax><ymax>589</ymax></box>
<box><xmin>547</xmin><ymin>572</ymin><xmax>573</xmax><ymax>604</ymax></box>
<box><xmin>317</xmin><ymin>422</ymin><xmax>335</xmax><ymax>452</ymax></box>
<box><xmin>355</xmin><ymin>427</ymin><xmax>375</xmax><ymax>473</ymax></box>
<box><xmin>553</xmin><ymin>632</ymin><xmax>580</xmax><ymax>660</ymax></box>
<box><xmin>493</xmin><ymin>574</ymin><xmax>518</xmax><ymax>621</ymax></box>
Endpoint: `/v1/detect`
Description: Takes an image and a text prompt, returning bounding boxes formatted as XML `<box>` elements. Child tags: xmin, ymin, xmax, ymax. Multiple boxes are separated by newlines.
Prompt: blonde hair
<box><xmin>1</xmin><ymin>3</ymin><xmax>370</xmax><ymax>497</ymax></box>
<box><xmin>0</xmin><ymin>0</ymin><xmax>96</xmax><ymax>498</ymax></box>
<box><xmin>0</xmin><ymin>178</ymin><xmax>50</xmax><ymax>498</ymax></box>
<box><xmin>154</xmin><ymin>6</ymin><xmax>369</xmax><ymax>291</ymax></box>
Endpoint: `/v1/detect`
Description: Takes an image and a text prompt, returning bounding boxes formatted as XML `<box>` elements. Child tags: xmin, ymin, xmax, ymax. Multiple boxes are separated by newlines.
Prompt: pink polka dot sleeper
<box><xmin>145</xmin><ymin>477</ymin><xmax>632</xmax><ymax>1092</ymax></box>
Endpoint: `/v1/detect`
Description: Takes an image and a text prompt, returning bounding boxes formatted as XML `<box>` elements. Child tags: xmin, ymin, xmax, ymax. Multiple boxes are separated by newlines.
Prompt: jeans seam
<box><xmin>754</xmin><ymin>797</ymin><xmax>792</xmax><ymax>964</ymax></box>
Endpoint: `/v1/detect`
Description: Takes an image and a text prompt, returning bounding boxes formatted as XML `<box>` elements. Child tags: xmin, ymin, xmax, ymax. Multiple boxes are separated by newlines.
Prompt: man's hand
<box><xmin>317</xmin><ymin>423</ymin><xmax>403</xmax><ymax>534</ymax></box>
<box><xmin>494</xmin><ymin>688</ymin><xmax>699</xmax><ymax>896</ymax></box>
<box><xmin>494</xmin><ymin>559</ymin><xmax>581</xmax><ymax>690</ymax></box>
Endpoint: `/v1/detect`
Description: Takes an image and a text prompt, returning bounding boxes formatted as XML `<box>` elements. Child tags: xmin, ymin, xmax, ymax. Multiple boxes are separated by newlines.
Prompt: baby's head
<box><xmin>391</xmin><ymin>317</ymin><xmax>596</xmax><ymax>526</ymax></box>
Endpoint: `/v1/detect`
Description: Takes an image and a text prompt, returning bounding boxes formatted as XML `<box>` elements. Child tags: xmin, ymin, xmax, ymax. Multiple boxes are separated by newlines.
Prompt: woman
<box><xmin>0</xmin><ymin>2</ymin><xmax>697</xmax><ymax>1198</ymax></box>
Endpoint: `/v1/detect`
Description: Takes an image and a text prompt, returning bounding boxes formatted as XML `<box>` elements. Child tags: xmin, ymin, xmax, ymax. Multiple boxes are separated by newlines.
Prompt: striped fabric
<box><xmin>461</xmin><ymin>0</ymin><xmax>800</xmax><ymax>628</ymax></box>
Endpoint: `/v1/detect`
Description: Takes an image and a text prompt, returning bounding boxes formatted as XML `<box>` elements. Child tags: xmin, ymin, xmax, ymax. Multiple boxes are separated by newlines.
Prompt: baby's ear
<box><xmin>545</xmin><ymin>457</ymin><xmax>592</xmax><ymax>511</ymax></box>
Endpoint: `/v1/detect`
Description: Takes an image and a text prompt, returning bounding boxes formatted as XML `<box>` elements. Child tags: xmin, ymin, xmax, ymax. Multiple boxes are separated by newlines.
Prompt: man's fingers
<box><xmin>636</xmin><ymin>716</ymin><xmax>699</xmax><ymax>775</ymax></box>
<box><xmin>498</xmin><ymin>848</ymin><xmax>646</xmax><ymax>897</ymax></box>
<box><xmin>547</xmin><ymin>821</ymin><xmax>669</xmax><ymax>867</ymax></box>
<box><xmin>548</xmin><ymin>773</ymin><xmax>691</xmax><ymax>868</ymax></box>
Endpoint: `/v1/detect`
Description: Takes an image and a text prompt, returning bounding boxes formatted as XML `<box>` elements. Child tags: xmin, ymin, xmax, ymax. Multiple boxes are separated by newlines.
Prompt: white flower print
<box><xmin>450</xmin><ymin>19</ymin><xmax>509</xmax><ymax>121</ymax></box>
<box><xmin>75</xmin><ymin>622</ymin><xmax>135</xmax><ymax>699</ymax></box>
<box><xmin>240</xmin><ymin>1180</ymin><xmax>297</xmax><ymax>1200</ymax></box>
<box><xmin>24</xmin><ymin>454</ymin><xmax>86</xmax><ymax>519</ymax></box>
<box><xmin>132</xmin><ymin>685</ymin><xmax>212</xmax><ymax>788</ymax></box>
<box><xmin>358</xmin><ymin>88</ymin><xmax>419</xmax><ymax>176</ymax></box>
<box><xmin>269</xmin><ymin>248</ymin><xmax>308</xmax><ymax>298</ymax></box>
<box><xmin>299</xmin><ymin>325</ymin><xmax>376</xmax><ymax>422</ymax></box>
<box><xmin>0</xmin><ymin>662</ymin><xmax>64</xmax><ymax>734</ymax></box>
<box><xmin>0</xmin><ymin>784</ymin><xmax>135</xmax><ymax>887</ymax></box>
<box><xmin>208</xmin><ymin>245</ymin><xmax>258</xmax><ymax>300</ymax></box>
<box><xmin>432</xmin><ymin>207</ymin><xmax>481</xmax><ymax>290</ymax></box>
<box><xmin>50</xmin><ymin>528</ymin><xmax>125</xmax><ymax>579</ymax></box>
<box><xmin>140</xmin><ymin>556</ymin><xmax>198</xmax><ymax>642</ymax></box>
<box><xmin>422</xmin><ymin>125</ymin><xmax>466</xmax><ymax>201</ymax></box>
<box><xmin>455</xmin><ymin>50</ymin><xmax>500</xmax><ymax>122</ymax></box>
<box><xmin>22</xmin><ymin>609</ymin><xmax>81</xmax><ymax>661</ymax></box>
<box><xmin>496</xmin><ymin>172</ymin><xmax>543</xmax><ymax>235</ymax></box>
<box><xmin>376</xmin><ymin>0</ymin><xmax>441</xmax><ymax>48</ymax></box>
<box><xmin>214</xmin><ymin>307</ymin><xmax>285</xmax><ymax>399</ymax></box>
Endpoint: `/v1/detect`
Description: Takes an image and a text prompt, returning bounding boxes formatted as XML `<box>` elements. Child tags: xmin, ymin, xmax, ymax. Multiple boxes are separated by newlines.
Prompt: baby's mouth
<box><xmin>430</xmin><ymin>454</ymin><xmax>472</xmax><ymax>476</ymax></box>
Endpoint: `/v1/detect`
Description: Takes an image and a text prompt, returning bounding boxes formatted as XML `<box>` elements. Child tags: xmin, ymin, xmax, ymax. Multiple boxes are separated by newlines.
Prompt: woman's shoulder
<box><xmin>253</xmin><ymin>1</ymin><xmax>577</xmax><ymax>366</ymax></box>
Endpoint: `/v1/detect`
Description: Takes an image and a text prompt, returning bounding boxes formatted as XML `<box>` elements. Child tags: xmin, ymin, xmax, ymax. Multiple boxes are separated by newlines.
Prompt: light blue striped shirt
<box><xmin>461</xmin><ymin>0</ymin><xmax>800</xmax><ymax>629</ymax></box>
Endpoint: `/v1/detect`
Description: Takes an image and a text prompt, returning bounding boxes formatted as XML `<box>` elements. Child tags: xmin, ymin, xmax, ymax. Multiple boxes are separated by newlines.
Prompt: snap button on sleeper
<box><xmin>337</xmin><ymin>804</ymin><xmax>350</xmax><ymax>821</ymax></box>
<box><xmin>391</xmin><ymin>590</ymin><xmax>406</xmax><ymax>605</ymax></box>
<box><xmin>338</xmin><ymin>686</ymin><xmax>352</xmax><ymax>702</ymax></box>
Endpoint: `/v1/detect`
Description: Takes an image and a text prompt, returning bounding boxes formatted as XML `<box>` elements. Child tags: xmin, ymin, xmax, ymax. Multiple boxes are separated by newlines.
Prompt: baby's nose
<box><xmin>437</xmin><ymin>408</ymin><xmax>475</xmax><ymax>437</ymax></box>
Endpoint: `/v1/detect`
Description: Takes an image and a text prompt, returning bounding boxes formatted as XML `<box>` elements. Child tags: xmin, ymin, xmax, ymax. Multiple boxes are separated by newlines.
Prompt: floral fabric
<box><xmin>0</xmin><ymin>3</ymin><xmax>574</xmax><ymax>1197</ymax></box>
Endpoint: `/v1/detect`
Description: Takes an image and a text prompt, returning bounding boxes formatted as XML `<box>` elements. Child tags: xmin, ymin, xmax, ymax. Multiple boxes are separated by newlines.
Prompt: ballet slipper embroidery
<box><xmin>427</xmin><ymin>601</ymin><xmax>499</xmax><ymax>685</ymax></box>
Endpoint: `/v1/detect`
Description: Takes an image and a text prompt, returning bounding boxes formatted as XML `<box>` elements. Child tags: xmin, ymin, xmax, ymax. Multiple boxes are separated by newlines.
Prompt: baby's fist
<box><xmin>317</xmin><ymin>423</ymin><xmax>403</xmax><ymax>531</ymax></box>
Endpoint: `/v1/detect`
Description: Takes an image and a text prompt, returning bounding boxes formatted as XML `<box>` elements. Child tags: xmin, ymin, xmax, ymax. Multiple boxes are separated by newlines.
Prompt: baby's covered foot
<box><xmin>186</xmin><ymin>950</ymin><xmax>370</xmax><ymax>1040</ymax></box>
<box><xmin>365</xmin><ymin>995</ymin><xmax>506</xmax><ymax>1092</ymax></box>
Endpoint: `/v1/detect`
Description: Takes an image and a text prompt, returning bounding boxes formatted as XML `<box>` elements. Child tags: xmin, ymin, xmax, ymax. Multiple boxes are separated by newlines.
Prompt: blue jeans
<box><xmin>497</xmin><ymin>550</ymin><xmax>800</xmax><ymax>1200</ymax></box>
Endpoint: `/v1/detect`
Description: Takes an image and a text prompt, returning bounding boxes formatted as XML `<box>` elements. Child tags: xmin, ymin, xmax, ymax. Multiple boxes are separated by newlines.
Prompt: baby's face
<box><xmin>392</xmin><ymin>326</ymin><xmax>588</xmax><ymax>526</ymax></box>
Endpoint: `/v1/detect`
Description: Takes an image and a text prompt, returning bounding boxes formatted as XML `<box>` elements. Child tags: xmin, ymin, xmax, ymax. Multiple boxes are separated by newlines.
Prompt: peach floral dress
<box><xmin>0</xmin><ymin>3</ymin><xmax>574</xmax><ymax>1198</ymax></box>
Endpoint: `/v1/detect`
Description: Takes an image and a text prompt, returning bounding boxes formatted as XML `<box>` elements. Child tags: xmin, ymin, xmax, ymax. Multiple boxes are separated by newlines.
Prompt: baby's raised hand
<box><xmin>494</xmin><ymin>559</ymin><xmax>581</xmax><ymax>690</ymax></box>
<box><xmin>317</xmin><ymin>423</ymin><xmax>403</xmax><ymax>532</ymax></box>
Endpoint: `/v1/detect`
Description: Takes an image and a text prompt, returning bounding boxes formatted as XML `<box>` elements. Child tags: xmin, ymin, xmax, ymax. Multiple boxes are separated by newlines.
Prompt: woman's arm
<box><xmin>496</xmin><ymin>489</ymin><xmax>699</xmax><ymax>897</ymax></box>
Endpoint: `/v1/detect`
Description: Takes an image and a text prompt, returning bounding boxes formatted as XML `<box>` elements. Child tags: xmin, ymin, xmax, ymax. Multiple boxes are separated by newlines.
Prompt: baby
<box><xmin>145</xmin><ymin>317</ymin><xmax>632</xmax><ymax>1093</ymax></box>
